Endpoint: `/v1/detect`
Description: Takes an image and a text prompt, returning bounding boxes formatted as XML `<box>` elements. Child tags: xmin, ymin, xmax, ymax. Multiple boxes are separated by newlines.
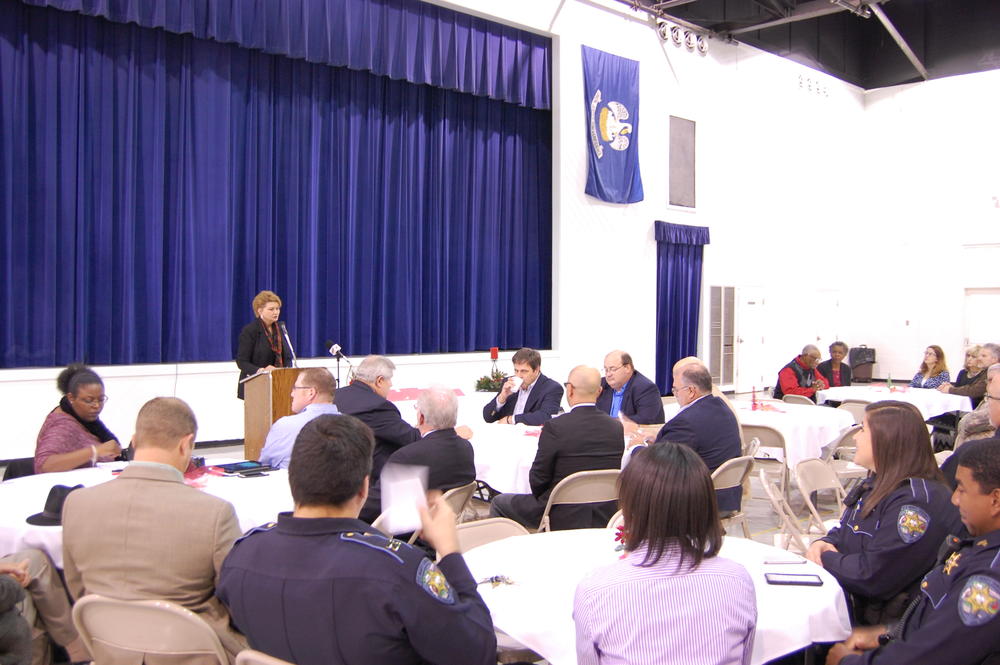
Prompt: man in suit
<box><xmin>595</xmin><ymin>349</ymin><xmax>664</xmax><ymax>424</ymax></box>
<box><xmin>62</xmin><ymin>397</ymin><xmax>246</xmax><ymax>664</ymax></box>
<box><xmin>490</xmin><ymin>366</ymin><xmax>623</xmax><ymax>530</ymax></box>
<box><xmin>335</xmin><ymin>355</ymin><xmax>421</xmax><ymax>477</ymax></box>
<box><xmin>482</xmin><ymin>347</ymin><xmax>563</xmax><ymax>425</ymax></box>
<box><xmin>655</xmin><ymin>364</ymin><xmax>743</xmax><ymax>512</ymax></box>
<box><xmin>773</xmin><ymin>344</ymin><xmax>828</xmax><ymax>401</ymax></box>
<box><xmin>360</xmin><ymin>386</ymin><xmax>476</xmax><ymax>523</ymax></box>
<box><xmin>258</xmin><ymin>367</ymin><xmax>340</xmax><ymax>469</ymax></box>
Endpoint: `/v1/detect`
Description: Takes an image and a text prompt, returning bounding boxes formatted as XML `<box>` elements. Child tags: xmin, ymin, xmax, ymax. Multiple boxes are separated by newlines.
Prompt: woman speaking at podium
<box><xmin>235</xmin><ymin>290</ymin><xmax>293</xmax><ymax>399</ymax></box>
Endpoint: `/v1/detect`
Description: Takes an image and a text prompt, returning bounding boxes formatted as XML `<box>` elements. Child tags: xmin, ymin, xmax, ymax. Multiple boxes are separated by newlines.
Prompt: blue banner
<box><xmin>582</xmin><ymin>46</ymin><xmax>643</xmax><ymax>204</ymax></box>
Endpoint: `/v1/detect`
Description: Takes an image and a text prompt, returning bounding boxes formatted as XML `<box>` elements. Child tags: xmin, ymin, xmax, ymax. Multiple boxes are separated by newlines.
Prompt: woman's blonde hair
<box><xmin>251</xmin><ymin>290</ymin><xmax>282</xmax><ymax>316</ymax></box>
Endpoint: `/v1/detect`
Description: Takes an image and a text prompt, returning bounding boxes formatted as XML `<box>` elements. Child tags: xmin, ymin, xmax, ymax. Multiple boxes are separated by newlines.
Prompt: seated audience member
<box><xmin>953</xmin><ymin>345</ymin><xmax>984</xmax><ymax>387</ymax></box>
<box><xmin>595</xmin><ymin>350</ymin><xmax>664</xmax><ymax>424</ymax></box>
<box><xmin>827</xmin><ymin>439</ymin><xmax>1000</xmax><ymax>665</ymax></box>
<box><xmin>807</xmin><ymin>401</ymin><xmax>963</xmax><ymax>625</ymax></box>
<box><xmin>482</xmin><ymin>347</ymin><xmax>563</xmax><ymax>425</ymax></box>
<box><xmin>942</xmin><ymin>365</ymin><xmax>1000</xmax><ymax>487</ymax></box>
<box><xmin>653</xmin><ymin>364</ymin><xmax>743</xmax><ymax>512</ymax></box>
<box><xmin>938</xmin><ymin>343</ymin><xmax>999</xmax><ymax>409</ymax></box>
<box><xmin>908</xmin><ymin>345</ymin><xmax>950</xmax><ymax>389</ymax></box>
<box><xmin>0</xmin><ymin>549</ymin><xmax>88</xmax><ymax>665</ymax></box>
<box><xmin>818</xmin><ymin>341</ymin><xmax>853</xmax><ymax>388</ymax></box>
<box><xmin>490</xmin><ymin>366</ymin><xmax>623</xmax><ymax>530</ymax></box>
<box><xmin>258</xmin><ymin>367</ymin><xmax>339</xmax><ymax>469</ymax></box>
<box><xmin>360</xmin><ymin>386</ymin><xmax>476</xmax><ymax>523</ymax></box>
<box><xmin>62</xmin><ymin>397</ymin><xmax>247</xmax><ymax>662</ymax></box>
<box><xmin>34</xmin><ymin>364</ymin><xmax>122</xmax><ymax>473</ymax></box>
<box><xmin>773</xmin><ymin>345</ymin><xmax>828</xmax><ymax>401</ymax></box>
<box><xmin>335</xmin><ymin>355</ymin><xmax>420</xmax><ymax>477</ymax></box>
<box><xmin>574</xmin><ymin>443</ymin><xmax>756</xmax><ymax>665</ymax></box>
<box><xmin>218</xmin><ymin>415</ymin><xmax>496</xmax><ymax>665</ymax></box>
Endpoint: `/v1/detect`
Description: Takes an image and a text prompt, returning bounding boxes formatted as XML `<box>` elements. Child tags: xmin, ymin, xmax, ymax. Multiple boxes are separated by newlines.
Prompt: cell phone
<box><xmin>765</xmin><ymin>573</ymin><xmax>823</xmax><ymax>586</ymax></box>
<box><xmin>237</xmin><ymin>470</ymin><xmax>269</xmax><ymax>478</ymax></box>
<box><xmin>218</xmin><ymin>461</ymin><xmax>270</xmax><ymax>475</ymax></box>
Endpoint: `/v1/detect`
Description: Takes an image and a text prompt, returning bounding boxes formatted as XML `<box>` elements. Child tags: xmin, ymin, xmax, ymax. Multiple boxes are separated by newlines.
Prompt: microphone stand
<box><xmin>280</xmin><ymin>322</ymin><xmax>298</xmax><ymax>368</ymax></box>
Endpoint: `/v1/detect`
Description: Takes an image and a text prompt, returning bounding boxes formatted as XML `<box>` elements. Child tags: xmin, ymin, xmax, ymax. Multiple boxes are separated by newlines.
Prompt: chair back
<box><xmin>741</xmin><ymin>425</ymin><xmax>786</xmax><ymax>454</ymax></box>
<box><xmin>441</xmin><ymin>481</ymin><xmax>478</xmax><ymax>521</ymax></box>
<box><xmin>742</xmin><ymin>436</ymin><xmax>760</xmax><ymax>458</ymax></box>
<box><xmin>455</xmin><ymin>518</ymin><xmax>530</xmax><ymax>553</ymax></box>
<box><xmin>821</xmin><ymin>425</ymin><xmax>859</xmax><ymax>462</ymax></box>
<box><xmin>606</xmin><ymin>509</ymin><xmax>624</xmax><ymax>530</ymax></box>
<box><xmin>538</xmin><ymin>469</ymin><xmax>620</xmax><ymax>532</ymax></box>
<box><xmin>795</xmin><ymin>458</ymin><xmax>847</xmax><ymax>533</ymax></box>
<box><xmin>711</xmin><ymin>456</ymin><xmax>755</xmax><ymax>492</ymax></box>
<box><xmin>782</xmin><ymin>394</ymin><xmax>816</xmax><ymax>406</ymax></box>
<box><xmin>837</xmin><ymin>400</ymin><xmax>869</xmax><ymax>425</ymax></box>
<box><xmin>2</xmin><ymin>457</ymin><xmax>36</xmax><ymax>482</ymax></box>
<box><xmin>757</xmin><ymin>470</ymin><xmax>809</xmax><ymax>553</ymax></box>
<box><xmin>72</xmin><ymin>594</ymin><xmax>227</xmax><ymax>665</ymax></box>
<box><xmin>236</xmin><ymin>650</ymin><xmax>295</xmax><ymax>665</ymax></box>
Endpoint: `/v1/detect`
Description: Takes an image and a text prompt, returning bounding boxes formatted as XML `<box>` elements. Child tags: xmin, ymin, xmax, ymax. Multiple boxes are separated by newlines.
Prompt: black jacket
<box><xmin>334</xmin><ymin>381</ymin><xmax>421</xmax><ymax>477</ymax></box>
<box><xmin>595</xmin><ymin>370</ymin><xmax>664</xmax><ymax>424</ymax></box>
<box><xmin>235</xmin><ymin>319</ymin><xmax>293</xmax><ymax>399</ymax></box>
<box><xmin>482</xmin><ymin>373</ymin><xmax>563</xmax><ymax>425</ymax></box>
<box><xmin>817</xmin><ymin>359</ymin><xmax>853</xmax><ymax>388</ymax></box>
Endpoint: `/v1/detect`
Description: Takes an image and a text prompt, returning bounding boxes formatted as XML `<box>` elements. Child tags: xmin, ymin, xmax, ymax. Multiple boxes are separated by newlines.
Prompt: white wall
<box><xmin>4</xmin><ymin>0</ymin><xmax>999</xmax><ymax>458</ymax></box>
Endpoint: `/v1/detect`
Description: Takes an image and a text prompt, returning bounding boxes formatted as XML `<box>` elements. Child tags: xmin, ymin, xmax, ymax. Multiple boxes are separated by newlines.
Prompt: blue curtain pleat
<box><xmin>15</xmin><ymin>0</ymin><xmax>552</xmax><ymax>110</ymax></box>
<box><xmin>0</xmin><ymin>2</ymin><xmax>552</xmax><ymax>368</ymax></box>
<box><xmin>654</xmin><ymin>221</ymin><xmax>710</xmax><ymax>394</ymax></box>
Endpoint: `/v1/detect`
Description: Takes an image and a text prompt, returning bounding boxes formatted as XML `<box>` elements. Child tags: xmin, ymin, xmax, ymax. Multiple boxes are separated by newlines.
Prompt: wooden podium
<box><xmin>242</xmin><ymin>368</ymin><xmax>301</xmax><ymax>461</ymax></box>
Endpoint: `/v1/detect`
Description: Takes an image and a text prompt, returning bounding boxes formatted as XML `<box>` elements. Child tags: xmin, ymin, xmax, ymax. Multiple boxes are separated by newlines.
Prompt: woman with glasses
<box><xmin>34</xmin><ymin>364</ymin><xmax>122</xmax><ymax>473</ymax></box>
<box><xmin>574</xmin><ymin>443</ymin><xmax>756</xmax><ymax>665</ymax></box>
<box><xmin>908</xmin><ymin>345</ymin><xmax>950</xmax><ymax>389</ymax></box>
<box><xmin>805</xmin><ymin>401</ymin><xmax>962</xmax><ymax>626</ymax></box>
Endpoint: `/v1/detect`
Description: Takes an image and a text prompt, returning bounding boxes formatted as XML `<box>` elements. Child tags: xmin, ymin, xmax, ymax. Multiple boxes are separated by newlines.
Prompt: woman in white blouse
<box><xmin>908</xmin><ymin>345</ymin><xmax>950</xmax><ymax>389</ymax></box>
<box><xmin>573</xmin><ymin>443</ymin><xmax>756</xmax><ymax>665</ymax></box>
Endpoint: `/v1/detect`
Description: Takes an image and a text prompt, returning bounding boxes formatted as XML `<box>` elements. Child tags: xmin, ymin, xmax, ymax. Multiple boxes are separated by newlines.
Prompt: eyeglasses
<box><xmin>603</xmin><ymin>365</ymin><xmax>624</xmax><ymax>374</ymax></box>
<box><xmin>291</xmin><ymin>385</ymin><xmax>312</xmax><ymax>392</ymax></box>
<box><xmin>986</xmin><ymin>393</ymin><xmax>1000</xmax><ymax>402</ymax></box>
<box><xmin>76</xmin><ymin>396</ymin><xmax>109</xmax><ymax>406</ymax></box>
<box><xmin>563</xmin><ymin>382</ymin><xmax>576</xmax><ymax>389</ymax></box>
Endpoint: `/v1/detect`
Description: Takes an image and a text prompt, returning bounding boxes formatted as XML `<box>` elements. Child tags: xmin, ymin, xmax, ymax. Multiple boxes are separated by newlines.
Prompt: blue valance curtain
<box><xmin>654</xmin><ymin>221</ymin><xmax>710</xmax><ymax>394</ymax></box>
<box><xmin>17</xmin><ymin>0</ymin><xmax>551</xmax><ymax>110</ymax></box>
<box><xmin>0</xmin><ymin>1</ymin><xmax>552</xmax><ymax>367</ymax></box>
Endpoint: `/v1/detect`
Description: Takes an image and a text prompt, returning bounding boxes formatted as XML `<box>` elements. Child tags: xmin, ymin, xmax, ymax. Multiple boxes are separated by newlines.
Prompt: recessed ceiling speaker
<box><xmin>696</xmin><ymin>34</ymin><xmax>708</xmax><ymax>54</ymax></box>
<box><xmin>671</xmin><ymin>26</ymin><xmax>683</xmax><ymax>46</ymax></box>
<box><xmin>657</xmin><ymin>21</ymin><xmax>670</xmax><ymax>41</ymax></box>
<box><xmin>684</xmin><ymin>30</ymin><xmax>697</xmax><ymax>50</ymax></box>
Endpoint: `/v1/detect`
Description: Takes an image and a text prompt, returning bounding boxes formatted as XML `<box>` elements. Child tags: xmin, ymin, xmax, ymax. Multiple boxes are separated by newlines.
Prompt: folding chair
<box><xmin>455</xmin><ymin>517</ymin><xmax>530</xmax><ymax>553</ymax></box>
<box><xmin>836</xmin><ymin>400</ymin><xmax>869</xmax><ymax>425</ymax></box>
<box><xmin>758</xmin><ymin>470</ymin><xmax>818</xmax><ymax>554</ymax></box>
<box><xmin>821</xmin><ymin>425</ymin><xmax>867</xmax><ymax>487</ymax></box>
<box><xmin>711</xmin><ymin>456</ymin><xmax>754</xmax><ymax>538</ymax></box>
<box><xmin>782</xmin><ymin>394</ymin><xmax>816</xmax><ymax>406</ymax></box>
<box><xmin>236</xmin><ymin>650</ymin><xmax>295</xmax><ymax>665</ymax></box>
<box><xmin>795</xmin><ymin>458</ymin><xmax>846</xmax><ymax>535</ymax></box>
<box><xmin>742</xmin><ymin>424</ymin><xmax>789</xmax><ymax>499</ymax></box>
<box><xmin>606</xmin><ymin>509</ymin><xmax>624</xmax><ymax>530</ymax></box>
<box><xmin>442</xmin><ymin>481</ymin><xmax>478</xmax><ymax>523</ymax></box>
<box><xmin>72</xmin><ymin>595</ymin><xmax>227</xmax><ymax>665</ymax></box>
<box><xmin>538</xmin><ymin>469</ymin><xmax>619</xmax><ymax>532</ymax></box>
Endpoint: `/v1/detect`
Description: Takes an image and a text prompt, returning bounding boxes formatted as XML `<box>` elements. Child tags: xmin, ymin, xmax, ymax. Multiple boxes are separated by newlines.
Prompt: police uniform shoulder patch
<box><xmin>340</xmin><ymin>531</ymin><xmax>406</xmax><ymax>564</ymax></box>
<box><xmin>959</xmin><ymin>575</ymin><xmax>1000</xmax><ymax>626</ymax></box>
<box><xmin>416</xmin><ymin>558</ymin><xmax>455</xmax><ymax>605</ymax></box>
<box><xmin>897</xmin><ymin>504</ymin><xmax>930</xmax><ymax>544</ymax></box>
<box><xmin>234</xmin><ymin>521</ymin><xmax>277</xmax><ymax>545</ymax></box>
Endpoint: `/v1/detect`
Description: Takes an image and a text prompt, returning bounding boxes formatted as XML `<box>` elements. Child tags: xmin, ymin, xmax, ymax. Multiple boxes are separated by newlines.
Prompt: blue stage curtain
<box><xmin>16</xmin><ymin>0</ymin><xmax>552</xmax><ymax>110</ymax></box>
<box><xmin>0</xmin><ymin>2</ymin><xmax>552</xmax><ymax>367</ymax></box>
<box><xmin>654</xmin><ymin>221</ymin><xmax>710</xmax><ymax>395</ymax></box>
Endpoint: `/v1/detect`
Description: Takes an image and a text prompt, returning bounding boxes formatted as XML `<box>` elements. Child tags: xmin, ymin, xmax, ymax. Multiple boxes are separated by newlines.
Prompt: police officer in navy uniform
<box><xmin>827</xmin><ymin>437</ymin><xmax>1000</xmax><ymax>665</ymax></box>
<box><xmin>217</xmin><ymin>415</ymin><xmax>497</xmax><ymax>665</ymax></box>
<box><xmin>807</xmin><ymin>402</ymin><xmax>964</xmax><ymax>625</ymax></box>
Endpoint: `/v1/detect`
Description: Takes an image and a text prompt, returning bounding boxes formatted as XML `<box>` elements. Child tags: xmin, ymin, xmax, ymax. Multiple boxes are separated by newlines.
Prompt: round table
<box><xmin>0</xmin><ymin>463</ymin><xmax>293</xmax><ymax>567</ymax></box>
<box><xmin>815</xmin><ymin>386</ymin><xmax>972</xmax><ymax>419</ymax></box>
<box><xmin>467</xmin><ymin>423</ymin><xmax>543</xmax><ymax>494</ymax></box>
<box><xmin>463</xmin><ymin>528</ymin><xmax>851</xmax><ymax>665</ymax></box>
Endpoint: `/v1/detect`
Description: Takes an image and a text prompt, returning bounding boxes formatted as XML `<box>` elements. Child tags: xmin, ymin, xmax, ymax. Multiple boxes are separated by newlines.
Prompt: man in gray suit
<box><xmin>62</xmin><ymin>397</ymin><xmax>246</xmax><ymax>664</ymax></box>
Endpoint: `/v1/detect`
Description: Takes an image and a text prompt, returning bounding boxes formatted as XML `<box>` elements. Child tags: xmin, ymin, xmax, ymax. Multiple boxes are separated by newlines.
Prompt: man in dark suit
<box><xmin>360</xmin><ymin>386</ymin><xmax>476</xmax><ymax>523</ymax></box>
<box><xmin>655</xmin><ymin>363</ymin><xmax>743</xmax><ymax>512</ymax></box>
<box><xmin>334</xmin><ymin>355</ymin><xmax>420</xmax><ymax>477</ymax></box>
<box><xmin>482</xmin><ymin>347</ymin><xmax>563</xmax><ymax>425</ymax></box>
<box><xmin>595</xmin><ymin>349</ymin><xmax>664</xmax><ymax>424</ymax></box>
<box><xmin>490</xmin><ymin>366</ymin><xmax>624</xmax><ymax>530</ymax></box>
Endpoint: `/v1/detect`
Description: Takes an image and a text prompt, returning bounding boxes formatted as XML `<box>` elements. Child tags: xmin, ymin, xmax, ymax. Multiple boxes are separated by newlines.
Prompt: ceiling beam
<box><xmin>869</xmin><ymin>2</ymin><xmax>929</xmax><ymax>80</ymax></box>
<box><xmin>726</xmin><ymin>0</ymin><xmax>849</xmax><ymax>35</ymax></box>
<box><xmin>650</xmin><ymin>0</ymin><xmax>699</xmax><ymax>8</ymax></box>
<box><xmin>748</xmin><ymin>0</ymin><xmax>789</xmax><ymax>19</ymax></box>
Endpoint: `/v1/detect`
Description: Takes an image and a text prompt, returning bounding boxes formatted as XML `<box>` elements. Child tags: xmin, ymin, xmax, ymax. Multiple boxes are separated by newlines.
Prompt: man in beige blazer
<box><xmin>62</xmin><ymin>397</ymin><xmax>247</xmax><ymax>664</ymax></box>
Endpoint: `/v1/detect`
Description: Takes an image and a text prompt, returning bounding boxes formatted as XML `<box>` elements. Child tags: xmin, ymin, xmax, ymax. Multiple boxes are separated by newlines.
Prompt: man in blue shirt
<box><xmin>258</xmin><ymin>367</ymin><xmax>339</xmax><ymax>468</ymax></box>
<box><xmin>595</xmin><ymin>349</ymin><xmax>664</xmax><ymax>424</ymax></box>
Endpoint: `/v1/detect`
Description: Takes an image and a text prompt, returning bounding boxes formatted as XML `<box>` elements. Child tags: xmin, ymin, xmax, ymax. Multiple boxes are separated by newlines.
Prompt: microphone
<box><xmin>324</xmin><ymin>340</ymin><xmax>343</xmax><ymax>359</ymax></box>
<box><xmin>279</xmin><ymin>322</ymin><xmax>298</xmax><ymax>368</ymax></box>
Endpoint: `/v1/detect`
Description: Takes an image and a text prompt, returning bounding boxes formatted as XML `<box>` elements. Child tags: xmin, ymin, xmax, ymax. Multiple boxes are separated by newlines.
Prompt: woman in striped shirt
<box><xmin>573</xmin><ymin>443</ymin><xmax>756</xmax><ymax>665</ymax></box>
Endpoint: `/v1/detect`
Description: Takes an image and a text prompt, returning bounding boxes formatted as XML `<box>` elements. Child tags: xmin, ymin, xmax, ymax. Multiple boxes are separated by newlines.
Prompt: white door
<box><xmin>735</xmin><ymin>287</ymin><xmax>769</xmax><ymax>394</ymax></box>
<box><xmin>965</xmin><ymin>289</ymin><xmax>1000</xmax><ymax>346</ymax></box>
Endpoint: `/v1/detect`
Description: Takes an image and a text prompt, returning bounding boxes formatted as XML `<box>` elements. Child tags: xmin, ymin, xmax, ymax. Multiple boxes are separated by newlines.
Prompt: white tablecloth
<box><xmin>0</xmin><ymin>463</ymin><xmax>293</xmax><ymax>567</ymax></box>
<box><xmin>463</xmin><ymin>529</ymin><xmax>851</xmax><ymax>665</ymax></box>
<box><xmin>815</xmin><ymin>386</ymin><xmax>972</xmax><ymax>419</ymax></box>
<box><xmin>467</xmin><ymin>424</ymin><xmax>543</xmax><ymax>494</ymax></box>
<box><xmin>664</xmin><ymin>401</ymin><xmax>855</xmax><ymax>468</ymax></box>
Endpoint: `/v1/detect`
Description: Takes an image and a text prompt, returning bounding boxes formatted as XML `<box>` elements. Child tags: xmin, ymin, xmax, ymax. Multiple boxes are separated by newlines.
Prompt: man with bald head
<box><xmin>490</xmin><ymin>366</ymin><xmax>624</xmax><ymax>530</ymax></box>
<box><xmin>595</xmin><ymin>350</ymin><xmax>664</xmax><ymax>424</ymax></box>
<box><xmin>360</xmin><ymin>386</ymin><xmax>476</xmax><ymax>523</ymax></box>
<box><xmin>773</xmin><ymin>344</ymin><xmax>828</xmax><ymax>401</ymax></box>
<box><xmin>62</xmin><ymin>397</ymin><xmax>247</xmax><ymax>663</ymax></box>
